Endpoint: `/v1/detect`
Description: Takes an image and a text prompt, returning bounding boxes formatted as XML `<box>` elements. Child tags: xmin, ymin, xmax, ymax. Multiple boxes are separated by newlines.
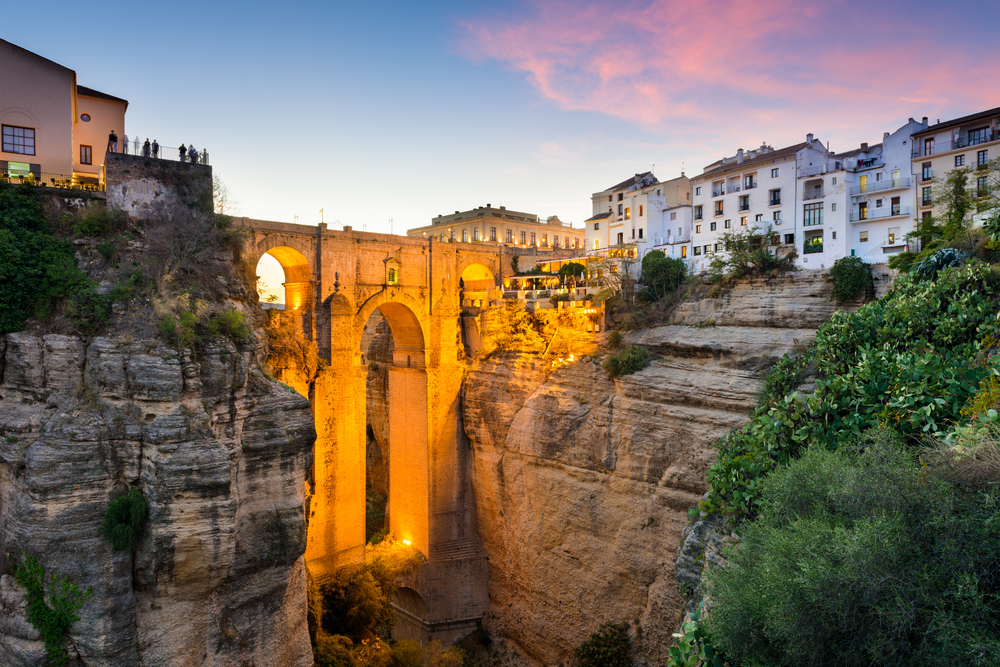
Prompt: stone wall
<box><xmin>105</xmin><ymin>152</ymin><xmax>213</xmax><ymax>216</ymax></box>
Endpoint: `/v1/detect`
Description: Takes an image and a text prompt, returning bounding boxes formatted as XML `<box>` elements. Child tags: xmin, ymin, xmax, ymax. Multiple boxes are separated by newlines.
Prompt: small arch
<box><xmin>256</xmin><ymin>245</ymin><xmax>312</xmax><ymax>310</ymax></box>
<box><xmin>393</xmin><ymin>587</ymin><xmax>427</xmax><ymax>621</ymax></box>
<box><xmin>362</xmin><ymin>301</ymin><xmax>425</xmax><ymax>368</ymax></box>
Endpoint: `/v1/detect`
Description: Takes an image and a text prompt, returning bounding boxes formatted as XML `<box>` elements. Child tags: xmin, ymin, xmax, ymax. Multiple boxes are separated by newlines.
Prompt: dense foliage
<box><xmin>13</xmin><ymin>555</ymin><xmax>93</xmax><ymax>667</ymax></box>
<box><xmin>101</xmin><ymin>488</ymin><xmax>149</xmax><ymax>551</ymax></box>
<box><xmin>558</xmin><ymin>261</ymin><xmax>586</xmax><ymax>280</ymax></box>
<box><xmin>640</xmin><ymin>251</ymin><xmax>687</xmax><ymax>301</ymax></box>
<box><xmin>575</xmin><ymin>623</ymin><xmax>631</xmax><ymax>667</ymax></box>
<box><xmin>827</xmin><ymin>255</ymin><xmax>871</xmax><ymax>303</ymax></box>
<box><xmin>708</xmin><ymin>225</ymin><xmax>796</xmax><ymax>281</ymax></box>
<box><xmin>316</xmin><ymin>559</ymin><xmax>396</xmax><ymax>641</ymax></box>
<box><xmin>706</xmin><ymin>432</ymin><xmax>1000</xmax><ymax>667</ymax></box>
<box><xmin>704</xmin><ymin>260</ymin><xmax>1000</xmax><ymax>516</ymax></box>
<box><xmin>602</xmin><ymin>344</ymin><xmax>650</xmax><ymax>378</ymax></box>
<box><xmin>0</xmin><ymin>183</ymin><xmax>90</xmax><ymax>333</ymax></box>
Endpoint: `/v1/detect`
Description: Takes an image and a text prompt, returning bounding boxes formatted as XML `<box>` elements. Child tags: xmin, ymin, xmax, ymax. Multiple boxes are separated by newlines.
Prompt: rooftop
<box><xmin>696</xmin><ymin>142</ymin><xmax>809</xmax><ymax>181</ymax></box>
<box><xmin>77</xmin><ymin>85</ymin><xmax>128</xmax><ymax>104</ymax></box>
<box><xmin>598</xmin><ymin>171</ymin><xmax>658</xmax><ymax>195</ymax></box>
<box><xmin>912</xmin><ymin>106</ymin><xmax>1000</xmax><ymax>137</ymax></box>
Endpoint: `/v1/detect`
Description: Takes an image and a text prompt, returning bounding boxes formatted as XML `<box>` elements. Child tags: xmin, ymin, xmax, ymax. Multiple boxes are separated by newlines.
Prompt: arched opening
<box><xmin>459</xmin><ymin>263</ymin><xmax>496</xmax><ymax>310</ymax></box>
<box><xmin>256</xmin><ymin>245</ymin><xmax>313</xmax><ymax>338</ymax></box>
<box><xmin>390</xmin><ymin>587</ymin><xmax>429</xmax><ymax>643</ymax></box>
<box><xmin>358</xmin><ymin>301</ymin><xmax>428</xmax><ymax>555</ymax></box>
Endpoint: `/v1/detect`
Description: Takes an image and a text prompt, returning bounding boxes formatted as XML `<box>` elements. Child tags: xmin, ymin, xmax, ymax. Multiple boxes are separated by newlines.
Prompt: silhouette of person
<box><xmin>142</xmin><ymin>139</ymin><xmax>151</xmax><ymax>157</ymax></box>
<box><xmin>179</xmin><ymin>144</ymin><xmax>187</xmax><ymax>162</ymax></box>
<box><xmin>152</xmin><ymin>140</ymin><xmax>159</xmax><ymax>158</ymax></box>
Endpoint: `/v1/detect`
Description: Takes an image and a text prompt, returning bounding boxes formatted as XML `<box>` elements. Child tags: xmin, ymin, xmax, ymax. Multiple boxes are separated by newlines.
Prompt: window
<box><xmin>670</xmin><ymin>211</ymin><xmax>677</xmax><ymax>221</ymax></box>
<box><xmin>755</xmin><ymin>214</ymin><xmax>763</xmax><ymax>222</ymax></box>
<box><xmin>618</xmin><ymin>204</ymin><xmax>623</xmax><ymax>215</ymax></box>
<box><xmin>888</xmin><ymin>227</ymin><xmax>900</xmax><ymax>244</ymax></box>
<box><xmin>695</xmin><ymin>224</ymin><xmax>702</xmax><ymax>233</ymax></box>
<box><xmin>680</xmin><ymin>246</ymin><xmax>687</xmax><ymax>258</ymax></box>
<box><xmin>784</xmin><ymin>234</ymin><xmax>794</xmax><ymax>244</ymax></box>
<box><xmin>608</xmin><ymin>195</ymin><xmax>612</xmax><ymax>202</ymax></box>
<box><xmin>387</xmin><ymin>268</ymin><xmax>397</xmax><ymax>284</ymax></box>
<box><xmin>618</xmin><ymin>193</ymin><xmax>624</xmax><ymax>201</ymax></box>
<box><xmin>694</xmin><ymin>205</ymin><xmax>703</xmax><ymax>220</ymax></box>
<box><xmin>860</xmin><ymin>231</ymin><xmax>869</xmax><ymax>242</ymax></box>
<box><xmin>541</xmin><ymin>234</ymin><xmax>547</xmax><ymax>247</ymax></box>
<box><xmin>505</xmin><ymin>229</ymin><xmax>512</xmax><ymax>243</ymax></box>
<box><xmin>530</xmin><ymin>232</ymin><xmax>536</xmax><ymax>245</ymax></box>
<box><xmin>450</xmin><ymin>231</ymin><xmax>455</xmax><ymax>240</ymax></box>
<box><xmin>639</xmin><ymin>205</ymin><xmax>644</xmax><ymax>217</ymax></box>
<box><xmin>740</xmin><ymin>216</ymin><xmax>747</xmax><ymax>226</ymax></box>
<box><xmin>876</xmin><ymin>198</ymin><xmax>883</xmax><ymax>208</ymax></box>
<box><xmin>803</xmin><ymin>202</ymin><xmax>823</xmax><ymax>226</ymax></box>
<box><xmin>769</xmin><ymin>189</ymin><xmax>781</xmax><ymax>206</ymax></box>
<box><xmin>593</xmin><ymin>239</ymin><xmax>600</xmax><ymax>250</ymax></box>
<box><xmin>574</xmin><ymin>238</ymin><xmax>580</xmax><ymax>249</ymax></box>
<box><xmin>969</xmin><ymin>128</ymin><xmax>989</xmax><ymax>145</ymax></box>
<box><xmin>715</xmin><ymin>202</ymin><xmax>723</xmax><ymax>216</ymax></box>
<box><xmin>714</xmin><ymin>243</ymin><xmax>721</xmax><ymax>253</ymax></box>
<box><xmin>677</xmin><ymin>227</ymin><xmax>681</xmax><ymax>236</ymax></box>
<box><xmin>625</xmin><ymin>207</ymin><xmax>631</xmax><ymax>220</ymax></box>
<box><xmin>956</xmin><ymin>154</ymin><xmax>966</xmax><ymax>167</ymax></box>
<box><xmin>922</xmin><ymin>187</ymin><xmax>932</xmax><ymax>205</ymax></box>
<box><xmin>832</xmin><ymin>231</ymin><xmax>837</xmax><ymax>240</ymax></box>
<box><xmin>80</xmin><ymin>145</ymin><xmax>92</xmax><ymax>165</ymax></box>
<box><xmin>922</xmin><ymin>162</ymin><xmax>932</xmax><ymax>181</ymax></box>
<box><xmin>441</xmin><ymin>234</ymin><xmax>446</xmax><ymax>242</ymax></box>
<box><xmin>520</xmin><ymin>231</ymin><xmax>526</xmax><ymax>244</ymax></box>
<box><xmin>617</xmin><ymin>232</ymin><xmax>624</xmax><ymax>245</ymax></box>
<box><xmin>694</xmin><ymin>246</ymin><xmax>702</xmax><ymax>256</ymax></box>
<box><xmin>594</xmin><ymin>222</ymin><xmax>600</xmax><ymax>231</ymax></box>
<box><xmin>773</xmin><ymin>210</ymin><xmax>782</xmax><ymax>222</ymax></box>
<box><xmin>739</xmin><ymin>195</ymin><xmax>749</xmax><ymax>211</ymax></box>
<box><xmin>473</xmin><ymin>228</ymin><xmax>480</xmax><ymax>241</ymax></box>
<box><xmin>744</xmin><ymin>174</ymin><xmax>755</xmax><ymax>189</ymax></box>
<box><xmin>922</xmin><ymin>211</ymin><xmax>932</xmax><ymax>222</ymax></box>
<box><xmin>978</xmin><ymin>176</ymin><xmax>989</xmax><ymax>196</ymax></box>
<box><xmin>710</xmin><ymin>221</ymin><xmax>717</xmax><ymax>231</ymax></box>
<box><xmin>462</xmin><ymin>229</ymin><xmax>468</xmax><ymax>242</ymax></box>
<box><xmin>833</xmin><ymin>177</ymin><xmax>838</xmax><ymax>185</ymax></box>
<box><xmin>2</xmin><ymin>125</ymin><xmax>35</xmax><ymax>155</ymax></box>
<box><xmin>490</xmin><ymin>227</ymin><xmax>497</xmax><ymax>242</ymax></box>
<box><xmin>891</xmin><ymin>196</ymin><xmax>901</xmax><ymax>215</ymax></box>
<box><xmin>553</xmin><ymin>235</ymin><xmax>559</xmax><ymax>247</ymax></box>
<box><xmin>638</xmin><ymin>228</ymin><xmax>644</xmax><ymax>239</ymax></box>
<box><xmin>978</xmin><ymin>150</ymin><xmax>989</xmax><ymax>168</ymax></box>
<box><xmin>724</xmin><ymin>219</ymin><xmax>731</xmax><ymax>229</ymax></box>
<box><xmin>831</xmin><ymin>203</ymin><xmax>837</xmax><ymax>212</ymax></box>
<box><xmin>924</xmin><ymin>138</ymin><xmax>934</xmax><ymax>155</ymax></box>
<box><xmin>771</xmin><ymin>168</ymin><xmax>779</xmax><ymax>177</ymax></box>
<box><xmin>696</xmin><ymin>186</ymin><xmax>702</xmax><ymax>195</ymax></box>
<box><xmin>704</xmin><ymin>245</ymin><xmax>711</xmax><ymax>255</ymax></box>
<box><xmin>872</xmin><ymin>174</ymin><xmax>878</xmax><ymax>182</ymax></box>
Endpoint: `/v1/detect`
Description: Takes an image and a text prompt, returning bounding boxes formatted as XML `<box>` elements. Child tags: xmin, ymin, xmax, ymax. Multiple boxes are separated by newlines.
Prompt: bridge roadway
<box><xmin>243</xmin><ymin>218</ymin><xmax>507</xmax><ymax>644</ymax></box>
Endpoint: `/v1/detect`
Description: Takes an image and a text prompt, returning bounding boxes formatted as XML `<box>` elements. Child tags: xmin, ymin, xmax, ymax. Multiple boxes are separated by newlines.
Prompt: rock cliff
<box><xmin>0</xmin><ymin>241</ymin><xmax>315</xmax><ymax>664</ymax></box>
<box><xmin>462</xmin><ymin>270</ymin><xmax>841</xmax><ymax>666</ymax></box>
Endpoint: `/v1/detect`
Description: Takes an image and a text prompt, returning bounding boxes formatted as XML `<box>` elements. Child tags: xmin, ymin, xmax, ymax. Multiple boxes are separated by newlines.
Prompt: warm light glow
<box><xmin>402</xmin><ymin>539</ymin><xmax>412</xmax><ymax>546</ymax></box>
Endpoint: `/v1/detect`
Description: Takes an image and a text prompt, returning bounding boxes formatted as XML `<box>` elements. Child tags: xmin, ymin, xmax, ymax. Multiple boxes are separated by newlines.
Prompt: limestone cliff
<box><xmin>0</xmin><ymin>242</ymin><xmax>315</xmax><ymax>664</ymax></box>
<box><xmin>462</xmin><ymin>270</ymin><xmax>842</xmax><ymax>666</ymax></box>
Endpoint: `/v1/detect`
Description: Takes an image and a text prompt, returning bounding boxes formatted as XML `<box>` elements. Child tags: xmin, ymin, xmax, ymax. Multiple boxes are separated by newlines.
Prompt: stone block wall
<box><xmin>105</xmin><ymin>152</ymin><xmax>212</xmax><ymax>216</ymax></box>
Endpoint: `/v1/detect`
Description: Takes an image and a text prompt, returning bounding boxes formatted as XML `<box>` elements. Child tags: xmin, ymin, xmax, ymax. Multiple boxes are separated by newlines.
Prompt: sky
<box><xmin>6</xmin><ymin>0</ymin><xmax>999</xmax><ymax>296</ymax></box>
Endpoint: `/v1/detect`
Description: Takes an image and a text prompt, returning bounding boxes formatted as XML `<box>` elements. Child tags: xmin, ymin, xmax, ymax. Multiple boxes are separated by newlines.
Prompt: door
<box><xmin>892</xmin><ymin>169</ymin><xmax>900</xmax><ymax>187</ymax></box>
<box><xmin>891</xmin><ymin>196</ymin><xmax>900</xmax><ymax>216</ymax></box>
<box><xmin>859</xmin><ymin>175</ymin><xmax>868</xmax><ymax>193</ymax></box>
<box><xmin>859</xmin><ymin>202</ymin><xmax>868</xmax><ymax>220</ymax></box>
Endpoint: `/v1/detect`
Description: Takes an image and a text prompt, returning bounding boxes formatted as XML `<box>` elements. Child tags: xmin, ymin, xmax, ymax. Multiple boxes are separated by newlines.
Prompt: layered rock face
<box><xmin>463</xmin><ymin>270</ymin><xmax>839</xmax><ymax>666</ymax></box>
<box><xmin>0</xmin><ymin>324</ymin><xmax>315</xmax><ymax>665</ymax></box>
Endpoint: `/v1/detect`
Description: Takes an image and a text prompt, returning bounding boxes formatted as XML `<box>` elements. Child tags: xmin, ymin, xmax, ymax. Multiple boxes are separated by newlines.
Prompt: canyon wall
<box><xmin>462</xmin><ymin>270</ymin><xmax>843</xmax><ymax>666</ymax></box>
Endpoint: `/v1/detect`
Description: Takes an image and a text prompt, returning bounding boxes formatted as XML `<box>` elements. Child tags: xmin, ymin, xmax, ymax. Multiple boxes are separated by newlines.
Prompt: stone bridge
<box><xmin>242</xmin><ymin>218</ymin><xmax>507</xmax><ymax>643</ymax></box>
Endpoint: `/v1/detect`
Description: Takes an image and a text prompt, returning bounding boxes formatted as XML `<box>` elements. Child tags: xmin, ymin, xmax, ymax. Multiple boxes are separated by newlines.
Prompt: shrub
<box><xmin>558</xmin><ymin>261</ymin><xmax>586</xmax><ymax>280</ymax></box>
<box><xmin>318</xmin><ymin>559</ymin><xmax>396</xmax><ymax>641</ymax></box>
<box><xmin>575</xmin><ymin>623</ymin><xmax>631</xmax><ymax>667</ymax></box>
<box><xmin>608</xmin><ymin>330</ymin><xmax>623</xmax><ymax>349</ymax></box>
<box><xmin>98</xmin><ymin>240</ymin><xmax>116</xmax><ymax>261</ymax></box>
<box><xmin>708</xmin><ymin>225</ymin><xmax>796</xmax><ymax>281</ymax></box>
<box><xmin>13</xmin><ymin>554</ymin><xmax>93</xmax><ymax>667</ymax></box>
<box><xmin>911</xmin><ymin>247</ymin><xmax>969</xmax><ymax>281</ymax></box>
<box><xmin>667</xmin><ymin>602</ymin><xmax>726</xmax><ymax>667</ymax></box>
<box><xmin>71</xmin><ymin>206</ymin><xmax>128</xmax><ymax>237</ymax></box>
<box><xmin>641</xmin><ymin>253</ymin><xmax>687</xmax><ymax>300</ymax></box>
<box><xmin>207</xmin><ymin>308</ymin><xmax>252</xmax><ymax>343</ymax></box>
<box><xmin>314</xmin><ymin>633</ymin><xmax>357</xmax><ymax>667</ymax></box>
<box><xmin>705</xmin><ymin>435</ymin><xmax>1000</xmax><ymax>667</ymax></box>
<box><xmin>828</xmin><ymin>255</ymin><xmax>871</xmax><ymax>303</ymax></box>
<box><xmin>602</xmin><ymin>344</ymin><xmax>649</xmax><ymax>378</ymax></box>
<box><xmin>101</xmin><ymin>488</ymin><xmax>148</xmax><ymax>551</ymax></box>
<box><xmin>392</xmin><ymin>640</ymin><xmax>423</xmax><ymax>667</ymax></box>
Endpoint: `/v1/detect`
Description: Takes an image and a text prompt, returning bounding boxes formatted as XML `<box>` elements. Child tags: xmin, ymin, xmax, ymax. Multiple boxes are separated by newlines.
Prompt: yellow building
<box><xmin>1</xmin><ymin>39</ymin><xmax>127</xmax><ymax>186</ymax></box>
<box><xmin>407</xmin><ymin>204</ymin><xmax>586</xmax><ymax>250</ymax></box>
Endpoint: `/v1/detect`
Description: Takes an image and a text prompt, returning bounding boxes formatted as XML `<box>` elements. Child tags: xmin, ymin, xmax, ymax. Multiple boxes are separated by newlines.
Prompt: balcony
<box><xmin>912</xmin><ymin>131</ymin><xmax>999</xmax><ymax>157</ymax></box>
<box><xmin>726</xmin><ymin>185</ymin><xmax>742</xmax><ymax>194</ymax></box>
<box><xmin>803</xmin><ymin>243</ymin><xmax>824</xmax><ymax>254</ymax></box>
<box><xmin>738</xmin><ymin>203</ymin><xmax>750</xmax><ymax>212</ymax></box>
<box><xmin>769</xmin><ymin>198</ymin><xmax>781</xmax><ymax>206</ymax></box>
<box><xmin>922</xmin><ymin>197</ymin><xmax>933</xmax><ymax>206</ymax></box>
<box><xmin>850</xmin><ymin>205</ymin><xmax>911</xmax><ymax>222</ymax></box>
<box><xmin>849</xmin><ymin>177</ymin><xmax>911</xmax><ymax>195</ymax></box>
<box><xmin>921</xmin><ymin>169</ymin><xmax>934</xmax><ymax>182</ymax></box>
<box><xmin>714</xmin><ymin>209</ymin><xmax>724</xmax><ymax>217</ymax></box>
<box><xmin>712</xmin><ymin>188</ymin><xmax>724</xmax><ymax>197</ymax></box>
<box><xmin>652</xmin><ymin>234</ymin><xmax>691</xmax><ymax>246</ymax></box>
<box><xmin>853</xmin><ymin>158</ymin><xmax>884</xmax><ymax>172</ymax></box>
<box><xmin>802</xmin><ymin>189</ymin><xmax>825</xmax><ymax>201</ymax></box>
<box><xmin>743</xmin><ymin>182</ymin><xmax>758</xmax><ymax>190</ymax></box>
<box><xmin>694</xmin><ymin>212</ymin><xmax>703</xmax><ymax>220</ymax></box>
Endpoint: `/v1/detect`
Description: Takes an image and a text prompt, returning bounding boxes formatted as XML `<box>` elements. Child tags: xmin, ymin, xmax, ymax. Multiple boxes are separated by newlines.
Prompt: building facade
<box><xmin>910</xmin><ymin>107</ymin><xmax>1000</xmax><ymax>231</ymax></box>
<box><xmin>1</xmin><ymin>39</ymin><xmax>127</xmax><ymax>184</ymax></box>
<box><xmin>407</xmin><ymin>205</ymin><xmax>585</xmax><ymax>250</ymax></box>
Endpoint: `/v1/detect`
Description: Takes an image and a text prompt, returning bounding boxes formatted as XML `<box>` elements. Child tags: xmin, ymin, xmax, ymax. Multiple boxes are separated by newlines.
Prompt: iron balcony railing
<box><xmin>0</xmin><ymin>170</ymin><xmax>104</xmax><ymax>192</ymax></box>
<box><xmin>769</xmin><ymin>198</ymin><xmax>781</xmax><ymax>206</ymax></box>
<box><xmin>850</xmin><ymin>177</ymin><xmax>911</xmax><ymax>195</ymax></box>
<box><xmin>912</xmin><ymin>131</ymin><xmax>999</xmax><ymax>157</ymax></box>
<box><xmin>694</xmin><ymin>212</ymin><xmax>703</xmax><ymax>220</ymax></box>
<box><xmin>109</xmin><ymin>142</ymin><xmax>210</xmax><ymax>165</ymax></box>
<box><xmin>714</xmin><ymin>209</ymin><xmax>724</xmax><ymax>216</ymax></box>
<box><xmin>803</xmin><ymin>243</ymin><xmax>824</xmax><ymax>254</ymax></box>
<box><xmin>803</xmin><ymin>189</ymin><xmax>825</xmax><ymax>201</ymax></box>
<box><xmin>726</xmin><ymin>184</ymin><xmax>742</xmax><ymax>194</ymax></box>
<box><xmin>738</xmin><ymin>203</ymin><xmax>750</xmax><ymax>211</ymax></box>
<box><xmin>850</xmin><ymin>205</ymin><xmax>911</xmax><ymax>222</ymax></box>
<box><xmin>712</xmin><ymin>188</ymin><xmax>724</xmax><ymax>197</ymax></box>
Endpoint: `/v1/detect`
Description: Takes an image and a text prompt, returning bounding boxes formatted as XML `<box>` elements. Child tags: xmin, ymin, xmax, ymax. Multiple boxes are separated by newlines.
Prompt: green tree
<box><xmin>708</xmin><ymin>225</ymin><xmax>795</xmax><ymax>281</ymax></box>
<box><xmin>558</xmin><ymin>261</ymin><xmax>585</xmax><ymax>280</ymax></box>
<box><xmin>641</xmin><ymin>253</ymin><xmax>686</xmax><ymax>301</ymax></box>
<box><xmin>828</xmin><ymin>255</ymin><xmax>871</xmax><ymax>303</ymax></box>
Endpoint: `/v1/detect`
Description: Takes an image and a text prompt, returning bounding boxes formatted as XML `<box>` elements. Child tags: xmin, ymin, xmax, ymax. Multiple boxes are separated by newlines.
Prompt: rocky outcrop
<box><xmin>0</xmin><ymin>326</ymin><xmax>314</xmax><ymax>666</ymax></box>
<box><xmin>462</xmin><ymin>271</ymin><xmax>841</xmax><ymax>666</ymax></box>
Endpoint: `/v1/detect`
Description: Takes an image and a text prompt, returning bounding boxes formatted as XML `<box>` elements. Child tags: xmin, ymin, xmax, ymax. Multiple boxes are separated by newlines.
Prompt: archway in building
<box><xmin>255</xmin><ymin>245</ymin><xmax>314</xmax><ymax>342</ymax></box>
<box><xmin>358</xmin><ymin>301</ymin><xmax>429</xmax><ymax>556</ymax></box>
<box><xmin>391</xmin><ymin>587</ymin><xmax>429</xmax><ymax>643</ymax></box>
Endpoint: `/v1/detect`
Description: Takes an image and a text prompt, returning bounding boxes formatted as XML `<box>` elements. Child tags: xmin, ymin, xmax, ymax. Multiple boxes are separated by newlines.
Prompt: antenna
<box><xmin>319</xmin><ymin>208</ymin><xmax>324</xmax><ymax>224</ymax></box>
<box><xmin>294</xmin><ymin>215</ymin><xmax>298</xmax><ymax>224</ymax></box>
<box><xmin>390</xmin><ymin>218</ymin><xmax>393</xmax><ymax>235</ymax></box>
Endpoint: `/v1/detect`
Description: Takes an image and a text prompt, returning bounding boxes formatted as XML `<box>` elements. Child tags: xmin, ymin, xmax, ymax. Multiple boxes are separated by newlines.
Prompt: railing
<box><xmin>743</xmin><ymin>182</ymin><xmax>758</xmax><ymax>190</ymax></box>
<box><xmin>769</xmin><ymin>198</ymin><xmax>781</xmax><ymax>206</ymax></box>
<box><xmin>799</xmin><ymin>165</ymin><xmax>827</xmax><ymax>177</ymax></box>
<box><xmin>738</xmin><ymin>203</ymin><xmax>750</xmax><ymax>211</ymax></box>
<box><xmin>850</xmin><ymin>177</ymin><xmax>910</xmax><ymax>195</ymax></box>
<box><xmin>803</xmin><ymin>244</ymin><xmax>824</xmax><ymax>254</ymax></box>
<box><xmin>714</xmin><ymin>209</ymin><xmax>724</xmax><ymax>217</ymax></box>
<box><xmin>694</xmin><ymin>212</ymin><xmax>703</xmax><ymax>220</ymax></box>
<box><xmin>803</xmin><ymin>189</ymin><xmax>825</xmax><ymax>201</ymax></box>
<box><xmin>652</xmin><ymin>235</ymin><xmax>691</xmax><ymax>245</ymax></box>
<box><xmin>922</xmin><ymin>197</ymin><xmax>933</xmax><ymax>206</ymax></box>
<box><xmin>0</xmin><ymin>170</ymin><xmax>104</xmax><ymax>192</ymax></box>
<box><xmin>912</xmin><ymin>131</ymin><xmax>999</xmax><ymax>157</ymax></box>
<box><xmin>853</xmin><ymin>158</ymin><xmax>884</xmax><ymax>171</ymax></box>
<box><xmin>712</xmin><ymin>188</ymin><xmax>724</xmax><ymax>197</ymax></box>
<box><xmin>726</xmin><ymin>184</ymin><xmax>742</xmax><ymax>194</ymax></box>
<box><xmin>109</xmin><ymin>142</ymin><xmax>210</xmax><ymax>165</ymax></box>
<box><xmin>850</xmin><ymin>205</ymin><xmax>911</xmax><ymax>222</ymax></box>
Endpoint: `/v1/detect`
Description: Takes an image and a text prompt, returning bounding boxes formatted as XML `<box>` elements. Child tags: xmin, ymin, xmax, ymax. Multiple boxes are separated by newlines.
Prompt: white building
<box><xmin>689</xmin><ymin>138</ymin><xmax>831</xmax><ymax>272</ymax></box>
<box><xmin>584</xmin><ymin>171</ymin><xmax>691</xmax><ymax>270</ymax></box>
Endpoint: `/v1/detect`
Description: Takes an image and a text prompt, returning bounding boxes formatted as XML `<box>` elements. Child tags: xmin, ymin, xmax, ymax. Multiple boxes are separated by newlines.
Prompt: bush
<box><xmin>705</xmin><ymin>434</ymin><xmax>1000</xmax><ymax>667</ymax></box>
<box><xmin>71</xmin><ymin>206</ymin><xmax>128</xmax><ymax>237</ymax></box>
<box><xmin>828</xmin><ymin>255</ymin><xmax>871</xmax><ymax>303</ymax></box>
<box><xmin>392</xmin><ymin>640</ymin><xmax>423</xmax><ymax>667</ymax></box>
<box><xmin>708</xmin><ymin>225</ymin><xmax>796</xmax><ymax>281</ymax></box>
<box><xmin>314</xmin><ymin>633</ymin><xmax>357</xmax><ymax>667</ymax></box>
<box><xmin>575</xmin><ymin>623</ymin><xmax>631</xmax><ymax>667</ymax></box>
<box><xmin>101</xmin><ymin>488</ymin><xmax>148</xmax><ymax>551</ymax></box>
<box><xmin>318</xmin><ymin>559</ymin><xmax>396</xmax><ymax>641</ymax></box>
<box><xmin>558</xmin><ymin>261</ymin><xmax>586</xmax><ymax>280</ymax></box>
<box><xmin>641</xmin><ymin>253</ymin><xmax>686</xmax><ymax>300</ymax></box>
<box><xmin>608</xmin><ymin>330</ymin><xmax>622</xmax><ymax>349</ymax></box>
<box><xmin>13</xmin><ymin>554</ymin><xmax>93</xmax><ymax>667</ymax></box>
<box><xmin>911</xmin><ymin>247</ymin><xmax>969</xmax><ymax>281</ymax></box>
<box><xmin>602</xmin><ymin>344</ymin><xmax>649</xmax><ymax>378</ymax></box>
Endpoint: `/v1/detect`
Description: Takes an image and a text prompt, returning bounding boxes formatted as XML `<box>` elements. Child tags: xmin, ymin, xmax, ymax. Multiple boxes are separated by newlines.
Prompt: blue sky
<box><xmin>7</xmin><ymin>0</ymin><xmax>999</xmax><ymax>239</ymax></box>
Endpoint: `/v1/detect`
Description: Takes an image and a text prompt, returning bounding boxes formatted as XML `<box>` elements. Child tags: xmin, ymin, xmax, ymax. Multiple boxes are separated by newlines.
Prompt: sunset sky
<box><xmin>7</xmin><ymin>0</ymin><xmax>999</xmax><ymax>294</ymax></box>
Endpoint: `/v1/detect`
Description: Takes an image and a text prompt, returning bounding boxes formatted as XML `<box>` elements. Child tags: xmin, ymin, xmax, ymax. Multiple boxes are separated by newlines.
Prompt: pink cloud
<box><xmin>457</xmin><ymin>0</ymin><xmax>1000</xmax><ymax>154</ymax></box>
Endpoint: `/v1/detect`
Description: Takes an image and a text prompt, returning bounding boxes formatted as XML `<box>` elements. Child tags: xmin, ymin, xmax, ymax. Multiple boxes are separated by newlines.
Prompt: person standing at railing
<box><xmin>107</xmin><ymin>131</ymin><xmax>117</xmax><ymax>153</ymax></box>
<box><xmin>188</xmin><ymin>145</ymin><xmax>198</xmax><ymax>164</ymax></box>
<box><xmin>122</xmin><ymin>133</ymin><xmax>129</xmax><ymax>155</ymax></box>
<box><xmin>179</xmin><ymin>144</ymin><xmax>187</xmax><ymax>162</ymax></box>
<box><xmin>152</xmin><ymin>140</ymin><xmax>159</xmax><ymax>158</ymax></box>
<box><xmin>142</xmin><ymin>139</ymin><xmax>151</xmax><ymax>157</ymax></box>
<box><xmin>134</xmin><ymin>136</ymin><xmax>141</xmax><ymax>155</ymax></box>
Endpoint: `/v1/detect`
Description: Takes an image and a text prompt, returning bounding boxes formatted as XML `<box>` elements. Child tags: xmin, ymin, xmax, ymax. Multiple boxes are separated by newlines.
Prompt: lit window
<box><xmin>530</xmin><ymin>232</ymin><xmax>536</xmax><ymax>245</ymax></box>
<box><xmin>462</xmin><ymin>229</ymin><xmax>468</xmax><ymax>242</ymax></box>
<box><xmin>2</xmin><ymin>125</ymin><xmax>35</xmax><ymax>155</ymax></box>
<box><xmin>542</xmin><ymin>234</ymin><xmax>547</xmax><ymax>247</ymax></box>
<box><xmin>520</xmin><ymin>231</ymin><xmax>526</xmax><ymax>244</ymax></box>
<box><xmin>625</xmin><ymin>207</ymin><xmax>631</xmax><ymax>220</ymax></box>
<box><xmin>490</xmin><ymin>227</ymin><xmax>497</xmax><ymax>241</ymax></box>
<box><xmin>695</xmin><ymin>224</ymin><xmax>702</xmax><ymax>233</ymax></box>
<box><xmin>639</xmin><ymin>205</ymin><xmax>643</xmax><ymax>217</ymax></box>
<box><xmin>473</xmin><ymin>228</ymin><xmax>480</xmax><ymax>241</ymax></box>
<box><xmin>593</xmin><ymin>239</ymin><xmax>600</xmax><ymax>250</ymax></box>
<box><xmin>680</xmin><ymin>246</ymin><xmax>687</xmax><ymax>258</ymax></box>
<box><xmin>740</xmin><ymin>216</ymin><xmax>748</xmax><ymax>226</ymax></box>
<box><xmin>387</xmin><ymin>268</ymin><xmax>398</xmax><ymax>285</ymax></box>
<box><xmin>505</xmin><ymin>229</ymin><xmax>512</xmax><ymax>243</ymax></box>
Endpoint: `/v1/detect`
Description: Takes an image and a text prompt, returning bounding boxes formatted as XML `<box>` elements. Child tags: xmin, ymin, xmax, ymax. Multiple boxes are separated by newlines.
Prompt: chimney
<box><xmin>807</xmin><ymin>133</ymin><xmax>814</xmax><ymax>143</ymax></box>
<box><xmin>736</xmin><ymin>148</ymin><xmax>744</xmax><ymax>164</ymax></box>
<box><xmin>922</xmin><ymin>116</ymin><xmax>928</xmax><ymax>125</ymax></box>
<box><xmin>861</xmin><ymin>142</ymin><xmax>868</xmax><ymax>152</ymax></box>
<box><xmin>884</xmin><ymin>132</ymin><xmax>890</xmax><ymax>139</ymax></box>
<box><xmin>486</xmin><ymin>203</ymin><xmax>491</xmax><ymax>208</ymax></box>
